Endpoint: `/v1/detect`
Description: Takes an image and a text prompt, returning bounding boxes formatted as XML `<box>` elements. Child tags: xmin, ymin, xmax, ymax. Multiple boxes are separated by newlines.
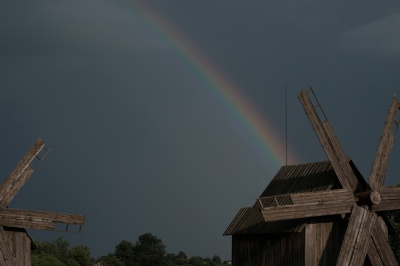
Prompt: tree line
<box><xmin>32</xmin><ymin>183</ymin><xmax>400</xmax><ymax>265</ymax></box>
<box><xmin>32</xmin><ymin>227</ymin><xmax>400</xmax><ymax>266</ymax></box>
<box><xmin>32</xmin><ymin>233</ymin><xmax>231</xmax><ymax>266</ymax></box>
<box><xmin>388</xmin><ymin>209</ymin><xmax>400</xmax><ymax>263</ymax></box>
<box><xmin>388</xmin><ymin>184</ymin><xmax>400</xmax><ymax>263</ymax></box>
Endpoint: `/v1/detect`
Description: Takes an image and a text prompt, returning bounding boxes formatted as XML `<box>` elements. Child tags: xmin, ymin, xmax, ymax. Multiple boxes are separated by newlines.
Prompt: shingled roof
<box><xmin>224</xmin><ymin>160</ymin><xmax>366</xmax><ymax>235</ymax></box>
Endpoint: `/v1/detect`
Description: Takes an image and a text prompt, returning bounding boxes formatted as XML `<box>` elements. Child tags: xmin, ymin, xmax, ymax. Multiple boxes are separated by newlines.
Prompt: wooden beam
<box><xmin>323</xmin><ymin>121</ymin><xmax>359</xmax><ymax>190</ymax></box>
<box><xmin>368</xmin><ymin>97</ymin><xmax>400</xmax><ymax>194</ymax></box>
<box><xmin>0</xmin><ymin>226</ymin><xmax>16</xmax><ymax>266</ymax></box>
<box><xmin>298</xmin><ymin>90</ymin><xmax>358</xmax><ymax>191</ymax></box>
<box><xmin>290</xmin><ymin>188</ymin><xmax>354</xmax><ymax>204</ymax></box>
<box><xmin>261</xmin><ymin>191</ymin><xmax>354</xmax><ymax>222</ymax></box>
<box><xmin>0</xmin><ymin>208</ymin><xmax>85</xmax><ymax>231</ymax></box>
<box><xmin>368</xmin><ymin>220</ymin><xmax>398</xmax><ymax>266</ymax></box>
<box><xmin>371</xmin><ymin>187</ymin><xmax>400</xmax><ymax>211</ymax></box>
<box><xmin>261</xmin><ymin>202</ymin><xmax>353</xmax><ymax>222</ymax></box>
<box><xmin>0</xmin><ymin>168</ymin><xmax>33</xmax><ymax>208</ymax></box>
<box><xmin>0</xmin><ymin>139</ymin><xmax>45</xmax><ymax>207</ymax></box>
<box><xmin>336</xmin><ymin>205</ymin><xmax>376</xmax><ymax>266</ymax></box>
<box><xmin>0</xmin><ymin>215</ymin><xmax>55</xmax><ymax>231</ymax></box>
<box><xmin>367</xmin><ymin>240</ymin><xmax>384</xmax><ymax>266</ymax></box>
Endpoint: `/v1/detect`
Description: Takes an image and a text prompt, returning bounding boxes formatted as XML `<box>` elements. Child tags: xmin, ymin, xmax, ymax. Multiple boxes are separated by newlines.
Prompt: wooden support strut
<box><xmin>298</xmin><ymin>89</ymin><xmax>359</xmax><ymax>191</ymax></box>
<box><xmin>368</xmin><ymin>221</ymin><xmax>398</xmax><ymax>265</ymax></box>
<box><xmin>336</xmin><ymin>205</ymin><xmax>376</xmax><ymax>266</ymax></box>
<box><xmin>368</xmin><ymin>96</ymin><xmax>400</xmax><ymax>194</ymax></box>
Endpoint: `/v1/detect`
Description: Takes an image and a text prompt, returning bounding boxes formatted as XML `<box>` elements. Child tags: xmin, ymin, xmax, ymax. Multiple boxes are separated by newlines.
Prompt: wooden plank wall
<box><xmin>231</xmin><ymin>218</ymin><xmax>391</xmax><ymax>265</ymax></box>
<box><xmin>304</xmin><ymin>219</ymin><xmax>347</xmax><ymax>266</ymax></box>
<box><xmin>232</xmin><ymin>233</ymin><xmax>304</xmax><ymax>266</ymax></box>
<box><xmin>231</xmin><ymin>219</ymin><xmax>347</xmax><ymax>266</ymax></box>
<box><xmin>4</xmin><ymin>228</ymin><xmax>32</xmax><ymax>266</ymax></box>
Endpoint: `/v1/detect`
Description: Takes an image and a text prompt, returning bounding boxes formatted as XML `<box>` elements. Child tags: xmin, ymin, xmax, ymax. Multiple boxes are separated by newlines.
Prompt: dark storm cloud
<box><xmin>341</xmin><ymin>12</ymin><xmax>400</xmax><ymax>56</ymax></box>
<box><xmin>0</xmin><ymin>0</ymin><xmax>400</xmax><ymax>261</ymax></box>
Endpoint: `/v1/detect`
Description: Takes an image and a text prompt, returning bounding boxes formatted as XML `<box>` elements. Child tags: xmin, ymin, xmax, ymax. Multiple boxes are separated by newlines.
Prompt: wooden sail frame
<box><xmin>0</xmin><ymin>139</ymin><xmax>85</xmax><ymax>265</ymax></box>
<box><xmin>261</xmin><ymin>89</ymin><xmax>400</xmax><ymax>265</ymax></box>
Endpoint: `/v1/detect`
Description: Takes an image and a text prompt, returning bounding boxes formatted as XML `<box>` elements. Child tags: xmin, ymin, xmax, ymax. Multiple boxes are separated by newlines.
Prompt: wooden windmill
<box><xmin>0</xmin><ymin>138</ymin><xmax>85</xmax><ymax>265</ymax></box>
<box><xmin>260</xmin><ymin>88</ymin><xmax>400</xmax><ymax>265</ymax></box>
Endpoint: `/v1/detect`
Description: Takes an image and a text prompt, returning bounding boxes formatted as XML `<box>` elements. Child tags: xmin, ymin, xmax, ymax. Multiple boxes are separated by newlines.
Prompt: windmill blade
<box><xmin>0</xmin><ymin>226</ymin><xmax>16</xmax><ymax>266</ymax></box>
<box><xmin>367</xmin><ymin>238</ymin><xmax>384</xmax><ymax>266</ymax></box>
<box><xmin>298</xmin><ymin>89</ymin><xmax>358</xmax><ymax>191</ymax></box>
<box><xmin>0</xmin><ymin>208</ymin><xmax>85</xmax><ymax>231</ymax></box>
<box><xmin>260</xmin><ymin>189</ymin><xmax>354</xmax><ymax>222</ymax></box>
<box><xmin>336</xmin><ymin>205</ymin><xmax>376</xmax><ymax>266</ymax></box>
<box><xmin>0</xmin><ymin>138</ymin><xmax>45</xmax><ymax>207</ymax></box>
<box><xmin>0</xmin><ymin>168</ymin><xmax>34</xmax><ymax>208</ymax></box>
<box><xmin>368</xmin><ymin>96</ymin><xmax>400</xmax><ymax>194</ymax></box>
<box><xmin>367</xmin><ymin>219</ymin><xmax>398</xmax><ymax>266</ymax></box>
<box><xmin>371</xmin><ymin>187</ymin><xmax>400</xmax><ymax>211</ymax></box>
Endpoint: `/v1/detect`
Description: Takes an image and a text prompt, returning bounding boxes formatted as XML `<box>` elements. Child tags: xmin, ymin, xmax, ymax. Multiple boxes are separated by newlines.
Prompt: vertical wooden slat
<box><xmin>305</xmin><ymin>223</ymin><xmax>316</xmax><ymax>266</ymax></box>
<box><xmin>368</xmin><ymin>97</ymin><xmax>400</xmax><ymax>194</ymax></box>
<box><xmin>319</xmin><ymin>222</ymin><xmax>334</xmax><ymax>265</ymax></box>
<box><xmin>14</xmin><ymin>231</ymin><xmax>22</xmax><ymax>266</ymax></box>
<box><xmin>24</xmin><ymin>232</ymin><xmax>31</xmax><ymax>266</ymax></box>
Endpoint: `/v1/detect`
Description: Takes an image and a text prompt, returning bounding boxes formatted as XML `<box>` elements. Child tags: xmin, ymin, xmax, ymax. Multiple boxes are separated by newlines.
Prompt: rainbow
<box><xmin>122</xmin><ymin>0</ymin><xmax>299</xmax><ymax>170</ymax></box>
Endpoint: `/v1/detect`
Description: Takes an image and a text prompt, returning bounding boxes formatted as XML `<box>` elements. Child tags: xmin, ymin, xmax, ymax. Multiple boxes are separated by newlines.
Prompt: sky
<box><xmin>1</xmin><ymin>0</ymin><xmax>400</xmax><ymax>261</ymax></box>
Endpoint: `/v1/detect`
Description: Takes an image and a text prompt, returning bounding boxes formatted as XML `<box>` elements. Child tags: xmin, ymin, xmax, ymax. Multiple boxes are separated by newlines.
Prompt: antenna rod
<box><xmin>285</xmin><ymin>82</ymin><xmax>288</xmax><ymax>166</ymax></box>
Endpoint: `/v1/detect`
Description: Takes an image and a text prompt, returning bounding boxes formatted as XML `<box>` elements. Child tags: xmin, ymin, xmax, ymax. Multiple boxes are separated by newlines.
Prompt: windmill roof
<box><xmin>224</xmin><ymin>160</ymin><xmax>346</xmax><ymax>235</ymax></box>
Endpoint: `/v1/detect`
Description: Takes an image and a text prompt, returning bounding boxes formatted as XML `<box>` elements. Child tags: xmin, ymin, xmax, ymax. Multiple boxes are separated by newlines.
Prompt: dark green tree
<box><xmin>164</xmin><ymin>253</ymin><xmax>176</xmax><ymax>266</ymax></box>
<box><xmin>97</xmin><ymin>253</ymin><xmax>124</xmax><ymax>266</ymax></box>
<box><xmin>212</xmin><ymin>255</ymin><xmax>222</xmax><ymax>264</ymax></box>
<box><xmin>204</xmin><ymin>257</ymin><xmax>221</xmax><ymax>266</ymax></box>
<box><xmin>388</xmin><ymin>184</ymin><xmax>400</xmax><ymax>263</ymax></box>
<box><xmin>134</xmin><ymin>233</ymin><xmax>166</xmax><ymax>266</ymax></box>
<box><xmin>52</xmin><ymin>237</ymin><xmax>70</xmax><ymax>263</ymax></box>
<box><xmin>174</xmin><ymin>251</ymin><xmax>188</xmax><ymax>265</ymax></box>
<box><xmin>176</xmin><ymin>251</ymin><xmax>187</xmax><ymax>260</ymax></box>
<box><xmin>115</xmin><ymin>240</ymin><xmax>136</xmax><ymax>266</ymax></box>
<box><xmin>32</xmin><ymin>254</ymin><xmax>64</xmax><ymax>266</ymax></box>
<box><xmin>68</xmin><ymin>245</ymin><xmax>92</xmax><ymax>266</ymax></box>
<box><xmin>189</xmin><ymin>256</ymin><xmax>205</xmax><ymax>266</ymax></box>
<box><xmin>32</xmin><ymin>238</ymin><xmax>92</xmax><ymax>266</ymax></box>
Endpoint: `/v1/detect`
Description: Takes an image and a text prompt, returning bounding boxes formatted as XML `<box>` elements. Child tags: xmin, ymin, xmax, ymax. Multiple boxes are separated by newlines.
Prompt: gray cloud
<box><xmin>340</xmin><ymin>12</ymin><xmax>400</xmax><ymax>56</ymax></box>
<box><xmin>0</xmin><ymin>0</ymin><xmax>166</xmax><ymax>58</ymax></box>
